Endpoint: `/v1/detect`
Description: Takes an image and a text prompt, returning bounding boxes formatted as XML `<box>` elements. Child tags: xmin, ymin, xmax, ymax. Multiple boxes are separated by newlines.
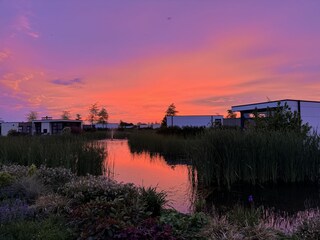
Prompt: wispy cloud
<box><xmin>0</xmin><ymin>49</ymin><xmax>10</xmax><ymax>62</ymax></box>
<box><xmin>15</xmin><ymin>15</ymin><xmax>40</xmax><ymax>39</ymax></box>
<box><xmin>50</xmin><ymin>78</ymin><xmax>84</xmax><ymax>86</ymax></box>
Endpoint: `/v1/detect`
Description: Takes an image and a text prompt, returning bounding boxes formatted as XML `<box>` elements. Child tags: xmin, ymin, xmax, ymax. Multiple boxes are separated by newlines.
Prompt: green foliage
<box><xmin>28</xmin><ymin>164</ymin><xmax>37</xmax><ymax>176</ymax></box>
<box><xmin>0</xmin><ymin>172</ymin><xmax>15</xmax><ymax>187</ymax></box>
<box><xmin>251</xmin><ymin>102</ymin><xmax>311</xmax><ymax>135</ymax></box>
<box><xmin>140</xmin><ymin>186</ymin><xmax>167</xmax><ymax>216</ymax></box>
<box><xmin>0</xmin><ymin>216</ymin><xmax>74</xmax><ymax>240</ymax></box>
<box><xmin>160</xmin><ymin>210</ymin><xmax>208</xmax><ymax>238</ymax></box>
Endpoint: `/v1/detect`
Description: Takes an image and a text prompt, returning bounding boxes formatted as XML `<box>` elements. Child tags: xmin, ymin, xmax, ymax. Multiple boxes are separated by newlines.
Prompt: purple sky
<box><xmin>1</xmin><ymin>1</ymin><xmax>320</xmax><ymax>122</ymax></box>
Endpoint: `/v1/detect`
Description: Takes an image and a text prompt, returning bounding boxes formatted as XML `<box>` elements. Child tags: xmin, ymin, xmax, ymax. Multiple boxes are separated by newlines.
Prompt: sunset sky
<box><xmin>1</xmin><ymin>1</ymin><xmax>320</xmax><ymax>123</ymax></box>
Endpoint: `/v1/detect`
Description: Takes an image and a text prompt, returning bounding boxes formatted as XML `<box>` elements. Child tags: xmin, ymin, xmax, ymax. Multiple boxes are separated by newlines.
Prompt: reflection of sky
<box><xmin>1</xmin><ymin>1</ymin><xmax>320</xmax><ymax>122</ymax></box>
<box><xmin>104</xmin><ymin>140</ymin><xmax>192</xmax><ymax>213</ymax></box>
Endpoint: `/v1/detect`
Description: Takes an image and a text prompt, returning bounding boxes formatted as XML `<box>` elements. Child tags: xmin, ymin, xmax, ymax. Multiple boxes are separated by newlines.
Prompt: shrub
<box><xmin>35</xmin><ymin>165</ymin><xmax>75</xmax><ymax>191</ymax></box>
<box><xmin>0</xmin><ymin>176</ymin><xmax>47</xmax><ymax>203</ymax></box>
<box><xmin>0</xmin><ymin>165</ymin><xmax>29</xmax><ymax>179</ymax></box>
<box><xmin>139</xmin><ymin>186</ymin><xmax>167</xmax><ymax>217</ymax></box>
<box><xmin>0</xmin><ymin>215</ymin><xmax>74</xmax><ymax>240</ymax></box>
<box><xmin>34</xmin><ymin>194</ymin><xmax>69</xmax><ymax>214</ymax></box>
<box><xmin>0</xmin><ymin>172</ymin><xmax>15</xmax><ymax>187</ymax></box>
<box><xmin>160</xmin><ymin>210</ymin><xmax>208</xmax><ymax>238</ymax></box>
<box><xmin>0</xmin><ymin>199</ymin><xmax>34</xmax><ymax>224</ymax></box>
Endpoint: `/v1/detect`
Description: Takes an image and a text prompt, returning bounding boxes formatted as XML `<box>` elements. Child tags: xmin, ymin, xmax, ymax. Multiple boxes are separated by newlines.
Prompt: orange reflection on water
<box><xmin>103</xmin><ymin>139</ymin><xmax>192</xmax><ymax>213</ymax></box>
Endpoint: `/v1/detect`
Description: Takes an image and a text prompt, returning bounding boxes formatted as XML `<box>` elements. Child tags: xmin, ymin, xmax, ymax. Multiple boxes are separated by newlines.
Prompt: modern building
<box><xmin>231</xmin><ymin>99</ymin><xmax>320</xmax><ymax>131</ymax></box>
<box><xmin>32</xmin><ymin>117</ymin><xmax>82</xmax><ymax>135</ymax></box>
<box><xmin>166</xmin><ymin>115</ymin><xmax>223</xmax><ymax>128</ymax></box>
<box><xmin>0</xmin><ymin>122</ymin><xmax>20</xmax><ymax>136</ymax></box>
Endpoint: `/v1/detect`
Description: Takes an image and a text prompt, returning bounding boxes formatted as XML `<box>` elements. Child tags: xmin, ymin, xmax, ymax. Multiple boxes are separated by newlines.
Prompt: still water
<box><xmin>102</xmin><ymin>139</ymin><xmax>193</xmax><ymax>213</ymax></box>
<box><xmin>101</xmin><ymin>139</ymin><xmax>320</xmax><ymax>214</ymax></box>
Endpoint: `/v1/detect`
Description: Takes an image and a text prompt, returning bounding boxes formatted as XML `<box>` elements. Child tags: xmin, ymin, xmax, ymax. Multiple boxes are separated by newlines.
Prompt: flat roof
<box><xmin>32</xmin><ymin>119</ymin><xmax>82</xmax><ymax>123</ymax></box>
<box><xmin>232</xmin><ymin>99</ymin><xmax>320</xmax><ymax>109</ymax></box>
<box><xmin>167</xmin><ymin>115</ymin><xmax>223</xmax><ymax>117</ymax></box>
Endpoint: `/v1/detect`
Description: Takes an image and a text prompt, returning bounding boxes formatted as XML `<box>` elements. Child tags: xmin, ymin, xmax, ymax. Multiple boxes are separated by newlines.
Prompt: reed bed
<box><xmin>191</xmin><ymin>129</ymin><xmax>320</xmax><ymax>189</ymax></box>
<box><xmin>0</xmin><ymin>135</ymin><xmax>106</xmax><ymax>175</ymax></box>
<box><xmin>127</xmin><ymin>130</ymin><xmax>188</xmax><ymax>158</ymax></box>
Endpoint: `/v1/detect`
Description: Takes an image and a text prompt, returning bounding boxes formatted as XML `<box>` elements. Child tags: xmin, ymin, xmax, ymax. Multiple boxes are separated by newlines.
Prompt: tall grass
<box><xmin>0</xmin><ymin>135</ymin><xmax>106</xmax><ymax>175</ymax></box>
<box><xmin>128</xmin><ymin>130</ymin><xmax>189</xmax><ymax>159</ymax></box>
<box><xmin>190</xmin><ymin>129</ymin><xmax>320</xmax><ymax>189</ymax></box>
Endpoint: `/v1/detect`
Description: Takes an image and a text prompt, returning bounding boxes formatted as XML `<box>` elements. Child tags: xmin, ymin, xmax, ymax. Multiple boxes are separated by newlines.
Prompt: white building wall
<box><xmin>41</xmin><ymin>122</ymin><xmax>51</xmax><ymax>134</ymax></box>
<box><xmin>300</xmin><ymin>102</ymin><xmax>320</xmax><ymax>132</ymax></box>
<box><xmin>1</xmin><ymin>122</ymin><xmax>19</xmax><ymax>136</ymax></box>
<box><xmin>167</xmin><ymin>116</ymin><xmax>223</xmax><ymax>128</ymax></box>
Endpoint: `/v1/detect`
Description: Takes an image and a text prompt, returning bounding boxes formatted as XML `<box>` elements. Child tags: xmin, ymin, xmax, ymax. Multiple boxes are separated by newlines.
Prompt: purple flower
<box><xmin>248</xmin><ymin>195</ymin><xmax>254</xmax><ymax>203</ymax></box>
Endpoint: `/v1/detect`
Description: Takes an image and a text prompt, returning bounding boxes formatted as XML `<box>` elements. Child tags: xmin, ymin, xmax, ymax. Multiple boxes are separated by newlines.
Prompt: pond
<box><xmin>101</xmin><ymin>139</ymin><xmax>320</xmax><ymax>214</ymax></box>
<box><xmin>102</xmin><ymin>139</ymin><xmax>193</xmax><ymax>213</ymax></box>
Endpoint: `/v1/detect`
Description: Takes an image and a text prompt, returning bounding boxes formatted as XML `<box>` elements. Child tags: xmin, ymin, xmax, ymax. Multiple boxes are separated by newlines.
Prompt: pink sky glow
<box><xmin>1</xmin><ymin>1</ymin><xmax>320</xmax><ymax>123</ymax></box>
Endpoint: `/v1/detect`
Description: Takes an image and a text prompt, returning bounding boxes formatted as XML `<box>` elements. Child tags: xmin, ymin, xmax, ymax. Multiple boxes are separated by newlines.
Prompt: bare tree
<box><xmin>26</xmin><ymin>111</ymin><xmax>38</xmax><ymax>122</ymax></box>
<box><xmin>61</xmin><ymin>111</ymin><xmax>71</xmax><ymax>120</ymax></box>
<box><xmin>98</xmin><ymin>107</ymin><xmax>109</xmax><ymax>127</ymax></box>
<box><xmin>88</xmin><ymin>103</ymin><xmax>99</xmax><ymax>125</ymax></box>
<box><xmin>75</xmin><ymin>113</ymin><xmax>82</xmax><ymax>120</ymax></box>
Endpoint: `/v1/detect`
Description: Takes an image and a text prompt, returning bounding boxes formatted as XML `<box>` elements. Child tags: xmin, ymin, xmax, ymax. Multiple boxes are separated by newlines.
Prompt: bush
<box><xmin>0</xmin><ymin>216</ymin><xmax>74</xmax><ymax>240</ymax></box>
<box><xmin>0</xmin><ymin>172</ymin><xmax>15</xmax><ymax>187</ymax></box>
<box><xmin>140</xmin><ymin>186</ymin><xmax>167</xmax><ymax>217</ymax></box>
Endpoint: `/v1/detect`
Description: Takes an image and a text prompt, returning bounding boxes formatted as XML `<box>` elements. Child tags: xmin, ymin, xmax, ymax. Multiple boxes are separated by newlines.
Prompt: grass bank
<box><xmin>1</xmin><ymin>164</ymin><xmax>320</xmax><ymax>239</ymax></box>
<box><xmin>0</xmin><ymin>135</ymin><xmax>106</xmax><ymax>175</ymax></box>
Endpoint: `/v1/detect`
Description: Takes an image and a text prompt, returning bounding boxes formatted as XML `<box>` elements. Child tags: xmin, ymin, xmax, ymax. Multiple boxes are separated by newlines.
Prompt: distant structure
<box><xmin>0</xmin><ymin>122</ymin><xmax>32</xmax><ymax>136</ymax></box>
<box><xmin>166</xmin><ymin>115</ymin><xmax>223</xmax><ymax>128</ymax></box>
<box><xmin>32</xmin><ymin>118</ymin><xmax>82</xmax><ymax>135</ymax></box>
<box><xmin>95</xmin><ymin>123</ymin><xmax>119</xmax><ymax>129</ymax></box>
<box><xmin>232</xmin><ymin>99</ymin><xmax>320</xmax><ymax>131</ymax></box>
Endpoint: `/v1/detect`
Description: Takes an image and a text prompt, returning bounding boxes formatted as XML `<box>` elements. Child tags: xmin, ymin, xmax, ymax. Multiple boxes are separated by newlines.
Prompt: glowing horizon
<box><xmin>1</xmin><ymin>1</ymin><xmax>320</xmax><ymax>123</ymax></box>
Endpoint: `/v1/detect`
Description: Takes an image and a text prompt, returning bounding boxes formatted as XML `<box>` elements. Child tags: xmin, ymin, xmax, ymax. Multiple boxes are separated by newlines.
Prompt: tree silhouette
<box><xmin>98</xmin><ymin>107</ymin><xmax>109</xmax><ymax>127</ymax></box>
<box><xmin>88</xmin><ymin>103</ymin><xmax>99</xmax><ymax>125</ymax></box>
<box><xmin>166</xmin><ymin>103</ymin><xmax>178</xmax><ymax>116</ymax></box>
<box><xmin>26</xmin><ymin>111</ymin><xmax>38</xmax><ymax>122</ymax></box>
<box><xmin>61</xmin><ymin>111</ymin><xmax>71</xmax><ymax>120</ymax></box>
<box><xmin>226</xmin><ymin>109</ymin><xmax>237</xmax><ymax>118</ymax></box>
<box><xmin>161</xmin><ymin>103</ymin><xmax>178</xmax><ymax>128</ymax></box>
<box><xmin>75</xmin><ymin>114</ymin><xmax>82</xmax><ymax>120</ymax></box>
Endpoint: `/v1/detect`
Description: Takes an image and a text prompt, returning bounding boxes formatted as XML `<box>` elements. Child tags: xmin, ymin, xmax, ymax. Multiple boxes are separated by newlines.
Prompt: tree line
<box><xmin>25</xmin><ymin>103</ymin><xmax>109</xmax><ymax>125</ymax></box>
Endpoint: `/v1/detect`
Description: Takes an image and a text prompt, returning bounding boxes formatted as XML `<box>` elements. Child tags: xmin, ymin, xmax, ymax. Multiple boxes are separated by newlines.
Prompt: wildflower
<box><xmin>248</xmin><ymin>195</ymin><xmax>254</xmax><ymax>203</ymax></box>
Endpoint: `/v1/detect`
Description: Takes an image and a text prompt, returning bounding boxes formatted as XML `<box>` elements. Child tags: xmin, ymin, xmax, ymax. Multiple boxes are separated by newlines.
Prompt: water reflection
<box><xmin>102</xmin><ymin>139</ymin><xmax>193</xmax><ymax>213</ymax></box>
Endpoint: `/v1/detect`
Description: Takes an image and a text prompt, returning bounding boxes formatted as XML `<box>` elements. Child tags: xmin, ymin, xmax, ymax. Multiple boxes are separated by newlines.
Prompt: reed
<box><xmin>190</xmin><ymin>129</ymin><xmax>320</xmax><ymax>189</ymax></box>
<box><xmin>127</xmin><ymin>130</ymin><xmax>188</xmax><ymax>158</ymax></box>
<box><xmin>0</xmin><ymin>135</ymin><xmax>106</xmax><ymax>176</ymax></box>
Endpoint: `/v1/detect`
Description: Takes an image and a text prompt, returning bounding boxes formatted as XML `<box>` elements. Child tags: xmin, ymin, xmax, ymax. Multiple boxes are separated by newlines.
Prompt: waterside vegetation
<box><xmin>0</xmin><ymin>134</ymin><xmax>106</xmax><ymax>176</ymax></box>
<box><xmin>1</xmin><ymin>164</ymin><xmax>320</xmax><ymax>239</ymax></box>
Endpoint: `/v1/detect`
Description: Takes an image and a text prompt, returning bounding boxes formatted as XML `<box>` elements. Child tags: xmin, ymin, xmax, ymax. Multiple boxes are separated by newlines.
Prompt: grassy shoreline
<box><xmin>1</xmin><ymin>164</ymin><xmax>320</xmax><ymax>239</ymax></box>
